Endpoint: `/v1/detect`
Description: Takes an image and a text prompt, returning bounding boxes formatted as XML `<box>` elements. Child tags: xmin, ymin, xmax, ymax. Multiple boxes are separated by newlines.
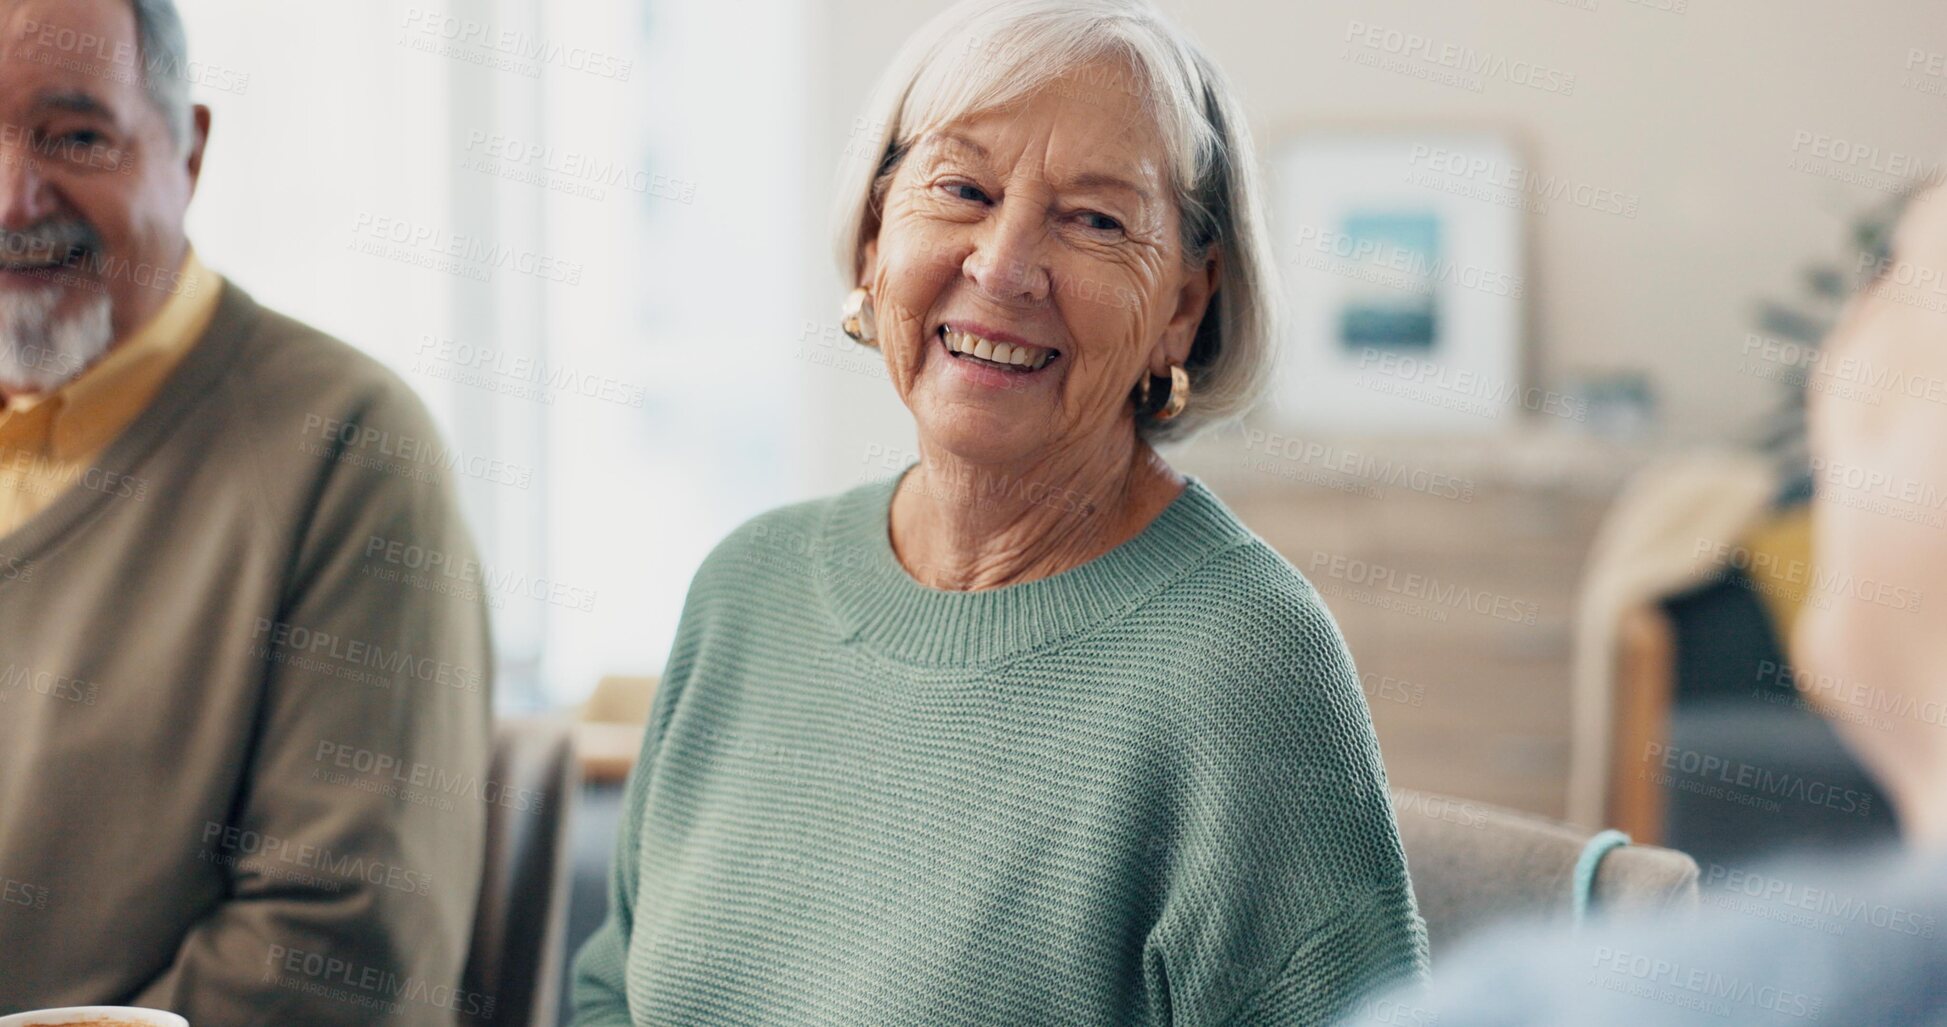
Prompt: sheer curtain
<box><xmin>177</xmin><ymin>0</ymin><xmax>811</xmax><ymax>705</ymax></box>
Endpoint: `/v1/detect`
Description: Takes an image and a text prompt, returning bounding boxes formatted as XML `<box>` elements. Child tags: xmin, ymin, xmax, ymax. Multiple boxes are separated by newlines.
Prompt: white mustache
<box><xmin>0</xmin><ymin>221</ymin><xmax>102</xmax><ymax>266</ymax></box>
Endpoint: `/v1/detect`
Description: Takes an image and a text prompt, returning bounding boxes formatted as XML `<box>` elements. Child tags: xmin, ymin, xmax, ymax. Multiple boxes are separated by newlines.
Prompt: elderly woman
<box><xmin>572</xmin><ymin>1</ymin><xmax>1427</xmax><ymax>1023</ymax></box>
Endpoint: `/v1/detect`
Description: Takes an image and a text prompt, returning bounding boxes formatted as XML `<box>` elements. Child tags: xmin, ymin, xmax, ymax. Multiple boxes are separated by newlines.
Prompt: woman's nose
<box><xmin>962</xmin><ymin>204</ymin><xmax>1050</xmax><ymax>304</ymax></box>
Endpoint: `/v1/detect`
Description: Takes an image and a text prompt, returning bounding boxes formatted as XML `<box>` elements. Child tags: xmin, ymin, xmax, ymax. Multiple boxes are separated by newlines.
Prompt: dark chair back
<box><xmin>461</xmin><ymin>717</ymin><xmax>580</xmax><ymax>1026</ymax></box>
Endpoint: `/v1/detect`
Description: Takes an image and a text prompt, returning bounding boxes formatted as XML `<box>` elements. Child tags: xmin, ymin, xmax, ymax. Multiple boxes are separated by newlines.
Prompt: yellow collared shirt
<box><xmin>0</xmin><ymin>250</ymin><xmax>224</xmax><ymax>535</ymax></box>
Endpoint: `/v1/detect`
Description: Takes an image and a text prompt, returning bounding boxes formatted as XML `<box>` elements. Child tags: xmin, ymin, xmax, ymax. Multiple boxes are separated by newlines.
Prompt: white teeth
<box><xmin>941</xmin><ymin>327</ymin><xmax>1055</xmax><ymax>370</ymax></box>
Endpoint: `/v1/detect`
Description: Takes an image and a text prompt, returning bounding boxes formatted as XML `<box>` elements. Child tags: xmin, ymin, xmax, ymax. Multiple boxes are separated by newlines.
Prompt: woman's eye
<box><xmin>944</xmin><ymin>181</ymin><xmax>991</xmax><ymax>203</ymax></box>
<box><xmin>1078</xmin><ymin>211</ymin><xmax>1124</xmax><ymax>234</ymax></box>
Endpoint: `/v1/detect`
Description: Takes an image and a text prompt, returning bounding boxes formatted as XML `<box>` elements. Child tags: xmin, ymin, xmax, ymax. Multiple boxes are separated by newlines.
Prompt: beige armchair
<box><xmin>1392</xmin><ymin>789</ymin><xmax>1699</xmax><ymax>961</ymax></box>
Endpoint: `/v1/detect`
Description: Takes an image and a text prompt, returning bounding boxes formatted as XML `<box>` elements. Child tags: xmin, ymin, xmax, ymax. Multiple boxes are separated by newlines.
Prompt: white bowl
<box><xmin>0</xmin><ymin>1008</ymin><xmax>188</xmax><ymax>1027</ymax></box>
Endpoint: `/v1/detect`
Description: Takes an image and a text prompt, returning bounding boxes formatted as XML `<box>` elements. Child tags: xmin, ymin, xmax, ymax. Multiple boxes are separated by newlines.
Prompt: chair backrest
<box><xmin>1392</xmin><ymin>789</ymin><xmax>1699</xmax><ymax>961</ymax></box>
<box><xmin>461</xmin><ymin>717</ymin><xmax>581</xmax><ymax>1027</ymax></box>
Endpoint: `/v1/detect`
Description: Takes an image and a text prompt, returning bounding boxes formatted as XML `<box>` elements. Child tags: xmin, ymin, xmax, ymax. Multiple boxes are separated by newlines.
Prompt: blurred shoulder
<box><xmin>202</xmin><ymin>282</ymin><xmax>510</xmax><ymax>493</ymax></box>
<box><xmin>215</xmin><ymin>282</ymin><xmax>447</xmax><ymax>445</ymax></box>
<box><xmin>204</xmin><ymin>282</ymin><xmax>445</xmax><ymax>440</ymax></box>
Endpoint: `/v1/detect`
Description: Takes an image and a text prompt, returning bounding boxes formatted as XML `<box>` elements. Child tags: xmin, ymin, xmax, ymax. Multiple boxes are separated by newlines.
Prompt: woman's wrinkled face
<box><xmin>861</xmin><ymin>59</ymin><xmax>1216</xmax><ymax>467</ymax></box>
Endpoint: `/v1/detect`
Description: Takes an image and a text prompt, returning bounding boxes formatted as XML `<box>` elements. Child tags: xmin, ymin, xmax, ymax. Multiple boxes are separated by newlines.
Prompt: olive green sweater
<box><xmin>572</xmin><ymin>471</ymin><xmax>1427</xmax><ymax>1025</ymax></box>
<box><xmin>0</xmin><ymin>283</ymin><xmax>492</xmax><ymax>1025</ymax></box>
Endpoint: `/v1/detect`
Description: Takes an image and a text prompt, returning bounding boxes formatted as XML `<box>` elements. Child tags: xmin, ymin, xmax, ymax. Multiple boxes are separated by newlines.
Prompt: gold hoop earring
<box><xmin>1139</xmin><ymin>364</ymin><xmax>1190</xmax><ymax>422</ymax></box>
<box><xmin>840</xmin><ymin>287</ymin><xmax>878</xmax><ymax>348</ymax></box>
<box><xmin>1156</xmin><ymin>364</ymin><xmax>1189</xmax><ymax>421</ymax></box>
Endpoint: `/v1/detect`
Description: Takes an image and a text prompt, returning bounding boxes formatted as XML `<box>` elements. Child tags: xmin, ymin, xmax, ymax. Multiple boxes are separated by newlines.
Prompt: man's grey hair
<box><xmin>129</xmin><ymin>0</ymin><xmax>194</xmax><ymax>151</ymax></box>
<box><xmin>831</xmin><ymin>0</ymin><xmax>1281</xmax><ymax>443</ymax></box>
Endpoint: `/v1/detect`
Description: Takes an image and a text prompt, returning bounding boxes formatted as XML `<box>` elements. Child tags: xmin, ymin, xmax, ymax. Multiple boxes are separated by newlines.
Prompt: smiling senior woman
<box><xmin>571</xmin><ymin>1</ymin><xmax>1426</xmax><ymax>1024</ymax></box>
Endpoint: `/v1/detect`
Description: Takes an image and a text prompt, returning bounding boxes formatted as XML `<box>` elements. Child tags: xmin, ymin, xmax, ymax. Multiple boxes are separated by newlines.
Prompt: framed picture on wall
<box><xmin>1267</xmin><ymin>132</ymin><xmax>1527</xmax><ymax>434</ymax></box>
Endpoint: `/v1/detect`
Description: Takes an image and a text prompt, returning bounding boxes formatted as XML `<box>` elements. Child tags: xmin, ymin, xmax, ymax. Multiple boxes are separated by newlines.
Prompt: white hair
<box><xmin>0</xmin><ymin>288</ymin><xmax>114</xmax><ymax>393</ymax></box>
<box><xmin>129</xmin><ymin>0</ymin><xmax>194</xmax><ymax>152</ymax></box>
<box><xmin>831</xmin><ymin>0</ymin><xmax>1280</xmax><ymax>442</ymax></box>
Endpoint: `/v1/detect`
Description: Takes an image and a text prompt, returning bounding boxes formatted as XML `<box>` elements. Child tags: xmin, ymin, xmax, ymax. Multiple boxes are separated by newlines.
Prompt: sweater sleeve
<box><xmin>131</xmin><ymin>383</ymin><xmax>495</xmax><ymax>1026</ymax></box>
<box><xmin>569</xmin><ymin>573</ymin><xmax>707</xmax><ymax>1025</ymax></box>
<box><xmin>1147</xmin><ymin>565</ymin><xmax>1428</xmax><ymax>1027</ymax></box>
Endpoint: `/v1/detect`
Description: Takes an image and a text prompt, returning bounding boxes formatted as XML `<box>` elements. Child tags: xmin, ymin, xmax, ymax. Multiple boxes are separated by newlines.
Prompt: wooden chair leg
<box><xmin>1609</xmin><ymin>603</ymin><xmax>1676</xmax><ymax>844</ymax></box>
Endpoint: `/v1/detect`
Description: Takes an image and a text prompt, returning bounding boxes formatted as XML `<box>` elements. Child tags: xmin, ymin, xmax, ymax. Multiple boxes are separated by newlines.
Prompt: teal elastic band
<box><xmin>1573</xmin><ymin>829</ymin><xmax>1633</xmax><ymax>925</ymax></box>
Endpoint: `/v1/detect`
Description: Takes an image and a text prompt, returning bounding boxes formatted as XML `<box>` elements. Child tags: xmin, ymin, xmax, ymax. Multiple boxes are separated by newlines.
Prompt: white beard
<box><xmin>0</xmin><ymin>287</ymin><xmax>115</xmax><ymax>394</ymax></box>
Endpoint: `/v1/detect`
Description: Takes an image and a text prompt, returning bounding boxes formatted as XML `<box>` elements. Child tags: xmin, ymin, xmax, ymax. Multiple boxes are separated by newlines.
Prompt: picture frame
<box><xmin>1267</xmin><ymin>132</ymin><xmax>1528</xmax><ymax>433</ymax></box>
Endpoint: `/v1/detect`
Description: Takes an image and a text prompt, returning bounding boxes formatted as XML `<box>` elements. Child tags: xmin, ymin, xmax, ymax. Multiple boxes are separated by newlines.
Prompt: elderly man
<box><xmin>0</xmin><ymin>1</ymin><xmax>492</xmax><ymax>1024</ymax></box>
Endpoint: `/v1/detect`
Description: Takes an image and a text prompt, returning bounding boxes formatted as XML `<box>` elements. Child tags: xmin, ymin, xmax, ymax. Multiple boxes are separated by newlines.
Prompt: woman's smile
<box><xmin>930</xmin><ymin>321</ymin><xmax>1065</xmax><ymax>390</ymax></box>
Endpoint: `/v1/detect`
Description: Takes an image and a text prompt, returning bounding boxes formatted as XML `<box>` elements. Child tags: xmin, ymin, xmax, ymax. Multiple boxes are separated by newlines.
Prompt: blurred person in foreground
<box><xmin>1356</xmin><ymin>184</ymin><xmax>1947</xmax><ymax>1026</ymax></box>
<box><xmin>572</xmin><ymin>1</ymin><xmax>1426</xmax><ymax>1023</ymax></box>
<box><xmin>0</xmin><ymin>1</ymin><xmax>491</xmax><ymax>1023</ymax></box>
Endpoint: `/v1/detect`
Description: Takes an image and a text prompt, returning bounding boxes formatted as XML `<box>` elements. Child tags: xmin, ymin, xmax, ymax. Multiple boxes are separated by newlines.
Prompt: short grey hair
<box><xmin>832</xmin><ymin>0</ymin><xmax>1280</xmax><ymax>442</ymax></box>
<box><xmin>129</xmin><ymin>0</ymin><xmax>194</xmax><ymax>152</ymax></box>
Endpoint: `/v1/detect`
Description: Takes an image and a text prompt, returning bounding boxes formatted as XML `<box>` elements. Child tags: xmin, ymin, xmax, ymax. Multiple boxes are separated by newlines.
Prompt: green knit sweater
<box><xmin>572</xmin><ymin>471</ymin><xmax>1428</xmax><ymax>1026</ymax></box>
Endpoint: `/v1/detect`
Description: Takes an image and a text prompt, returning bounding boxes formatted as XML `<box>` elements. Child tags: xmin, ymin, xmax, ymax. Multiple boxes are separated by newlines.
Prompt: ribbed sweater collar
<box><xmin>819</xmin><ymin>465</ymin><xmax>1250</xmax><ymax>667</ymax></box>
